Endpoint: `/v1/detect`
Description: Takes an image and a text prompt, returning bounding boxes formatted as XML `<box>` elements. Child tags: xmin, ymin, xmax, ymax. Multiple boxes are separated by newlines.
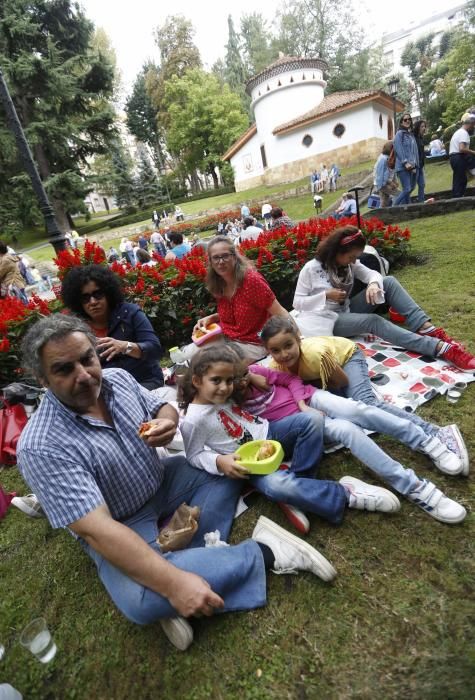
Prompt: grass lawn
<box><xmin>1</xmin><ymin>210</ymin><xmax>474</xmax><ymax>699</ymax></box>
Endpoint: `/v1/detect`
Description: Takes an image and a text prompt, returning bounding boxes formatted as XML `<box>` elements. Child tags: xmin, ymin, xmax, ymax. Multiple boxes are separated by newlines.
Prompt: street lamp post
<box><xmin>387</xmin><ymin>77</ymin><xmax>400</xmax><ymax>138</ymax></box>
<box><xmin>0</xmin><ymin>67</ymin><xmax>67</xmax><ymax>253</ymax></box>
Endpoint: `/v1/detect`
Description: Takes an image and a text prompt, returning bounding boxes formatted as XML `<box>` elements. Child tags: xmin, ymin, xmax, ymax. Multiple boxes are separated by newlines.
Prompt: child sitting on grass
<box><xmin>251</xmin><ymin>316</ymin><xmax>468</xmax><ymax>525</ymax></box>
<box><xmin>178</xmin><ymin>344</ymin><xmax>401</xmax><ymax>532</ymax></box>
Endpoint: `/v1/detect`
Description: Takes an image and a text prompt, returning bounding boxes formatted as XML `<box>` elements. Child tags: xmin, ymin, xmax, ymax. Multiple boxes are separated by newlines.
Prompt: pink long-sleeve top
<box><xmin>243</xmin><ymin>365</ymin><xmax>316</xmax><ymax>421</ymax></box>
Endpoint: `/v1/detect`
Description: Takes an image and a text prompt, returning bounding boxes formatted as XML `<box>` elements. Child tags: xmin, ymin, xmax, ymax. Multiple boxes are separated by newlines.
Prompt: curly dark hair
<box><xmin>315</xmin><ymin>225</ymin><xmax>365</xmax><ymax>269</ymax></box>
<box><xmin>61</xmin><ymin>264</ymin><xmax>124</xmax><ymax>317</ymax></box>
<box><xmin>178</xmin><ymin>344</ymin><xmax>239</xmax><ymax>411</ymax></box>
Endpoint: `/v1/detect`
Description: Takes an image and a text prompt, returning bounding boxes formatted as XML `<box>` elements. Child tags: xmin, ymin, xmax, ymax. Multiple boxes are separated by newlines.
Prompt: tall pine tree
<box><xmin>0</xmin><ymin>0</ymin><xmax>116</xmax><ymax>233</ymax></box>
<box><xmin>134</xmin><ymin>146</ymin><xmax>161</xmax><ymax>209</ymax></box>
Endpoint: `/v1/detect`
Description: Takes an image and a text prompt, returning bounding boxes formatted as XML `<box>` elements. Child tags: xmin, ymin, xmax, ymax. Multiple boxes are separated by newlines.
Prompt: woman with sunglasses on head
<box><xmin>61</xmin><ymin>264</ymin><xmax>164</xmax><ymax>389</ymax></box>
<box><xmin>292</xmin><ymin>225</ymin><xmax>475</xmax><ymax>371</ymax></box>
<box><xmin>393</xmin><ymin>113</ymin><xmax>419</xmax><ymax>206</ymax></box>
<box><xmin>192</xmin><ymin>236</ymin><xmax>290</xmax><ymax>362</ymax></box>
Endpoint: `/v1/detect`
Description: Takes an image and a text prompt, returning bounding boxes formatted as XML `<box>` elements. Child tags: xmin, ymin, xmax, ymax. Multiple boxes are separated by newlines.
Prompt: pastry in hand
<box><xmin>256</xmin><ymin>441</ymin><xmax>276</xmax><ymax>461</ymax></box>
<box><xmin>138</xmin><ymin>421</ymin><xmax>155</xmax><ymax>439</ymax></box>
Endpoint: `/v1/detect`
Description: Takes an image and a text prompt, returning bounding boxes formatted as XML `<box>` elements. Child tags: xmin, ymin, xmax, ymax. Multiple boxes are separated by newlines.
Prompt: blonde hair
<box><xmin>206</xmin><ymin>236</ymin><xmax>253</xmax><ymax>297</ymax></box>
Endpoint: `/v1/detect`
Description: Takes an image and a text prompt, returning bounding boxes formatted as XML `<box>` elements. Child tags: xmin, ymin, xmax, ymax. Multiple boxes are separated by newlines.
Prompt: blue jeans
<box><xmin>84</xmin><ymin>456</ymin><xmax>267</xmax><ymax>624</ymax></box>
<box><xmin>334</xmin><ymin>276</ymin><xmax>439</xmax><ymax>357</ymax></box>
<box><xmin>416</xmin><ymin>167</ymin><xmax>425</xmax><ymax>202</ymax></box>
<box><xmin>255</xmin><ymin>411</ymin><xmax>347</xmax><ymax>524</ymax></box>
<box><xmin>309</xmin><ymin>392</ymin><xmax>423</xmax><ymax>494</ymax></box>
<box><xmin>394</xmin><ymin>169</ymin><xmax>416</xmax><ymax>205</ymax></box>
<box><xmin>340</xmin><ymin>349</ymin><xmax>439</xmax><ymax>436</ymax></box>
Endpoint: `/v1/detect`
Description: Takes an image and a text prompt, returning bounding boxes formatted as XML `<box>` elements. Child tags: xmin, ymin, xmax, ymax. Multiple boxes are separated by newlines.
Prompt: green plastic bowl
<box><xmin>235</xmin><ymin>440</ymin><xmax>284</xmax><ymax>475</ymax></box>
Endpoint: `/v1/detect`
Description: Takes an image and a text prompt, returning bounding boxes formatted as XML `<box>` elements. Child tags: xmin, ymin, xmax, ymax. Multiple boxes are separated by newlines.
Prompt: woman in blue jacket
<box><xmin>61</xmin><ymin>265</ymin><xmax>164</xmax><ymax>389</ymax></box>
<box><xmin>393</xmin><ymin>113</ymin><xmax>419</xmax><ymax>206</ymax></box>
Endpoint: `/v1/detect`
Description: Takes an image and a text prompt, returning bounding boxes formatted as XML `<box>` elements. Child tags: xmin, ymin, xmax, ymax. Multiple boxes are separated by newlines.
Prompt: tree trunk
<box><xmin>210</xmin><ymin>167</ymin><xmax>219</xmax><ymax>189</ymax></box>
<box><xmin>33</xmin><ymin>143</ymin><xmax>69</xmax><ymax>231</ymax></box>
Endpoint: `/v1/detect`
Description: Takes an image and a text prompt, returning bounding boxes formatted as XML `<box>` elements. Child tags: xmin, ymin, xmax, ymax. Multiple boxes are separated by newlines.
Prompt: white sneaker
<box><xmin>159</xmin><ymin>617</ymin><xmax>193</xmax><ymax>651</ymax></box>
<box><xmin>420</xmin><ymin>436</ymin><xmax>463</xmax><ymax>475</ymax></box>
<box><xmin>11</xmin><ymin>494</ymin><xmax>44</xmax><ymax>518</ymax></box>
<box><xmin>437</xmin><ymin>425</ymin><xmax>469</xmax><ymax>476</ymax></box>
<box><xmin>339</xmin><ymin>476</ymin><xmax>400</xmax><ymax>512</ymax></box>
<box><xmin>407</xmin><ymin>480</ymin><xmax>466</xmax><ymax>524</ymax></box>
<box><xmin>252</xmin><ymin>515</ymin><xmax>336</xmax><ymax>581</ymax></box>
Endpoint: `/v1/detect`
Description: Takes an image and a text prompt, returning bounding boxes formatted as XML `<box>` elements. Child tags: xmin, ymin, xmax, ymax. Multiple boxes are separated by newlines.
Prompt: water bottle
<box><xmin>22</xmin><ymin>392</ymin><xmax>38</xmax><ymax>420</ymax></box>
<box><xmin>0</xmin><ymin>685</ymin><xmax>23</xmax><ymax>699</ymax></box>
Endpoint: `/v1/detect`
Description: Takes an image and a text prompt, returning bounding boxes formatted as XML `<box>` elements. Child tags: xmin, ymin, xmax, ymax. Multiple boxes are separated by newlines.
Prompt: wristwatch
<box><xmin>124</xmin><ymin>341</ymin><xmax>133</xmax><ymax>355</ymax></box>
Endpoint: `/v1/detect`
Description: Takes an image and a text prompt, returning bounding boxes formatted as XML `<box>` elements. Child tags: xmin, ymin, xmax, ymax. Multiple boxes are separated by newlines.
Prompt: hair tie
<box><xmin>340</xmin><ymin>230</ymin><xmax>364</xmax><ymax>246</ymax></box>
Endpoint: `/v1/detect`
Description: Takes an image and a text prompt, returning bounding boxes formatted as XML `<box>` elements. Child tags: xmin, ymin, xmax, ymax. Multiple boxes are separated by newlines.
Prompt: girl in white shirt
<box><xmin>179</xmin><ymin>344</ymin><xmax>400</xmax><ymax>527</ymax></box>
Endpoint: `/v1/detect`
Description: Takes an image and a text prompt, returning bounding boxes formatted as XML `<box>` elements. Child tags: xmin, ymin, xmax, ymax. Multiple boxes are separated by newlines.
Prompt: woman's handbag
<box><xmin>0</xmin><ymin>399</ymin><xmax>28</xmax><ymax>466</ymax></box>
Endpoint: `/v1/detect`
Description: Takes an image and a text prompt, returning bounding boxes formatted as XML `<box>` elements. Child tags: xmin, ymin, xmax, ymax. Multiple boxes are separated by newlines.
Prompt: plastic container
<box><xmin>235</xmin><ymin>440</ymin><xmax>284</xmax><ymax>475</ymax></box>
<box><xmin>389</xmin><ymin>307</ymin><xmax>406</xmax><ymax>324</ymax></box>
<box><xmin>169</xmin><ymin>346</ymin><xmax>186</xmax><ymax>363</ymax></box>
<box><xmin>192</xmin><ymin>323</ymin><xmax>223</xmax><ymax>346</ymax></box>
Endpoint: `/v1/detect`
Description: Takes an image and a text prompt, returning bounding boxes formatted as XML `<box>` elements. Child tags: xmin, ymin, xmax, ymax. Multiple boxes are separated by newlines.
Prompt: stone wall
<box><xmin>234</xmin><ymin>137</ymin><xmax>384</xmax><ymax>192</ymax></box>
<box><xmin>362</xmin><ymin>192</ymin><xmax>475</xmax><ymax>224</ymax></box>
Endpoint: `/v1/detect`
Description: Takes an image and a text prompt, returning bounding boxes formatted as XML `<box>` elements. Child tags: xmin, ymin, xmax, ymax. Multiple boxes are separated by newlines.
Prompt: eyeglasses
<box><xmin>210</xmin><ymin>253</ymin><xmax>235</xmax><ymax>263</ymax></box>
<box><xmin>81</xmin><ymin>289</ymin><xmax>105</xmax><ymax>304</ymax></box>
<box><xmin>402</xmin><ymin>118</ymin><xmax>412</xmax><ymax>123</ymax></box>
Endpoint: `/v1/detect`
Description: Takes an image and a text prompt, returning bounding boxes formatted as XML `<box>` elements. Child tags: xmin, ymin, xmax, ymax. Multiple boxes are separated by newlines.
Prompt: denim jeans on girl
<box><xmin>84</xmin><ymin>456</ymin><xmax>267</xmax><ymax>624</ymax></box>
<box><xmin>251</xmin><ymin>411</ymin><xmax>348</xmax><ymax>525</ymax></box>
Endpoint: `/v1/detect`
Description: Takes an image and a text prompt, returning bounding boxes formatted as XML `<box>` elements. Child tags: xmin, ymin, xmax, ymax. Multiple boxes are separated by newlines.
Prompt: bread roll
<box><xmin>256</xmin><ymin>441</ymin><xmax>276</xmax><ymax>461</ymax></box>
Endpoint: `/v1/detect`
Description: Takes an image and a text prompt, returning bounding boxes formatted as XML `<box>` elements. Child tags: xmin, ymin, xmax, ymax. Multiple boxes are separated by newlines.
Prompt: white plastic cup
<box><xmin>453</xmin><ymin>381</ymin><xmax>467</xmax><ymax>392</ymax></box>
<box><xmin>446</xmin><ymin>388</ymin><xmax>462</xmax><ymax>404</ymax></box>
<box><xmin>19</xmin><ymin>618</ymin><xmax>57</xmax><ymax>664</ymax></box>
<box><xmin>374</xmin><ymin>288</ymin><xmax>385</xmax><ymax>305</ymax></box>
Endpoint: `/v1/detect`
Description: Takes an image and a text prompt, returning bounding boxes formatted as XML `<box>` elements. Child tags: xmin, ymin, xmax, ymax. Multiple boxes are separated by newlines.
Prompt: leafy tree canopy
<box><xmin>164</xmin><ymin>69</ymin><xmax>249</xmax><ymax>188</ymax></box>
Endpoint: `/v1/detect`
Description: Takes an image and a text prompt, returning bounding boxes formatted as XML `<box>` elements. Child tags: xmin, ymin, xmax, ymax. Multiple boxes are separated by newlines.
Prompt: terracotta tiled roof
<box><xmin>246</xmin><ymin>55</ymin><xmax>328</xmax><ymax>95</ymax></box>
<box><xmin>273</xmin><ymin>90</ymin><xmax>405</xmax><ymax>135</ymax></box>
<box><xmin>222</xmin><ymin>123</ymin><xmax>257</xmax><ymax>161</ymax></box>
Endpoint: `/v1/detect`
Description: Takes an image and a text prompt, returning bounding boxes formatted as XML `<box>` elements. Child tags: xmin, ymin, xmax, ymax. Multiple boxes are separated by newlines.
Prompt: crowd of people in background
<box><xmin>372</xmin><ymin>108</ymin><xmax>475</xmax><ymax>207</ymax></box>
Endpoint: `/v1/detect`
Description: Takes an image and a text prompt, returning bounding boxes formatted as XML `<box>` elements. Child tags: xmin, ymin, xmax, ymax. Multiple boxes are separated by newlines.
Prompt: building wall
<box><xmin>230</xmin><ymin>104</ymin><xmax>393</xmax><ymax>191</ymax></box>
<box><xmin>382</xmin><ymin>3</ymin><xmax>466</xmax><ymax>77</ymax></box>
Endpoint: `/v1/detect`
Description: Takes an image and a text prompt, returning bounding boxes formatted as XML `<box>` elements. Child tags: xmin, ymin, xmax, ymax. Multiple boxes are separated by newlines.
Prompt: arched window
<box><xmin>302</xmin><ymin>134</ymin><xmax>313</xmax><ymax>147</ymax></box>
<box><xmin>333</xmin><ymin>123</ymin><xmax>346</xmax><ymax>138</ymax></box>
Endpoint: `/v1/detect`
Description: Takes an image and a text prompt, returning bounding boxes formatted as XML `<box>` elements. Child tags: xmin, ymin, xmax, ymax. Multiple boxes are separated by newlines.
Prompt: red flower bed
<box><xmin>0</xmin><ymin>215</ymin><xmax>410</xmax><ymax>384</ymax></box>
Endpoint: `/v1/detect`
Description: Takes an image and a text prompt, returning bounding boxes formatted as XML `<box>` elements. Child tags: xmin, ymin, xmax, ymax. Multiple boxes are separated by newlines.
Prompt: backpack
<box><xmin>388</xmin><ymin>146</ymin><xmax>396</xmax><ymax>170</ymax></box>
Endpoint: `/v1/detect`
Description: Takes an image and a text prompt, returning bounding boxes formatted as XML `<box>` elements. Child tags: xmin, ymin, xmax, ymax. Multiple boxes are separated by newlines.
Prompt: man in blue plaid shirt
<box><xmin>17</xmin><ymin>315</ymin><xmax>336</xmax><ymax>650</ymax></box>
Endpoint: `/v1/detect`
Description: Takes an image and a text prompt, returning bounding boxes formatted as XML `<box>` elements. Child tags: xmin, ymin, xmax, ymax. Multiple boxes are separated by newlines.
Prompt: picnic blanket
<box><xmin>356</xmin><ymin>335</ymin><xmax>475</xmax><ymax>410</ymax></box>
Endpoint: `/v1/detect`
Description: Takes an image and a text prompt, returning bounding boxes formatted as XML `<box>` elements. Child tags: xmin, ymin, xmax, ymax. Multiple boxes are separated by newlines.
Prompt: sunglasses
<box><xmin>81</xmin><ymin>289</ymin><xmax>105</xmax><ymax>304</ymax></box>
<box><xmin>402</xmin><ymin>118</ymin><xmax>412</xmax><ymax>123</ymax></box>
<box><xmin>210</xmin><ymin>253</ymin><xmax>235</xmax><ymax>263</ymax></box>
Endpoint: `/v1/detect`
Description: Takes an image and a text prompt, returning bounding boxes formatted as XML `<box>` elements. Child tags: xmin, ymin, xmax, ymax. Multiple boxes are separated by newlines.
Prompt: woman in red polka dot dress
<box><xmin>192</xmin><ymin>236</ymin><xmax>290</xmax><ymax>361</ymax></box>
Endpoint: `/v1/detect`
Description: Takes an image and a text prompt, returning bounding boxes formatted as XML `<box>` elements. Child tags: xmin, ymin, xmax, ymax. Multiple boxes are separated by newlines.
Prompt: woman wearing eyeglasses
<box><xmin>192</xmin><ymin>236</ymin><xmax>290</xmax><ymax>361</ymax></box>
<box><xmin>393</xmin><ymin>113</ymin><xmax>419</xmax><ymax>206</ymax></box>
<box><xmin>61</xmin><ymin>264</ymin><xmax>164</xmax><ymax>389</ymax></box>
